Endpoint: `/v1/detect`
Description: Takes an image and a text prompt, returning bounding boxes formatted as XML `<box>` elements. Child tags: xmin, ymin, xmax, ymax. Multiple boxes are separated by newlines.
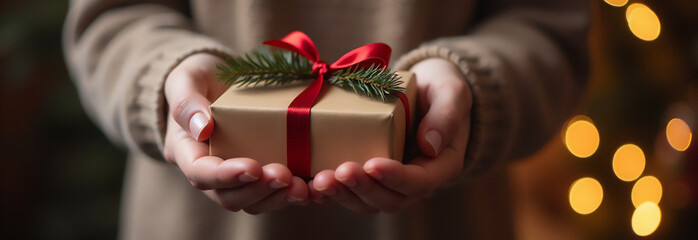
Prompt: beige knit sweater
<box><xmin>64</xmin><ymin>0</ymin><xmax>589</xmax><ymax>239</ymax></box>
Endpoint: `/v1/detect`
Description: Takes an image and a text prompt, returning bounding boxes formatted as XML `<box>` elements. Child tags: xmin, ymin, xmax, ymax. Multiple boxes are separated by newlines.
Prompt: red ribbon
<box><xmin>263</xmin><ymin>31</ymin><xmax>410</xmax><ymax>178</ymax></box>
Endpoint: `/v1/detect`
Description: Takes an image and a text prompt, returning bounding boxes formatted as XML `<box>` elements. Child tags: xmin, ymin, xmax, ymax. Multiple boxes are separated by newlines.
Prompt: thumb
<box><xmin>416</xmin><ymin>83</ymin><xmax>471</xmax><ymax>157</ymax></box>
<box><xmin>165</xmin><ymin>69</ymin><xmax>215</xmax><ymax>142</ymax></box>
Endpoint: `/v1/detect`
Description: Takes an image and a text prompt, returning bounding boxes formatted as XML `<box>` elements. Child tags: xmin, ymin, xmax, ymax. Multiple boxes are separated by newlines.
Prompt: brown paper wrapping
<box><xmin>209</xmin><ymin>71</ymin><xmax>417</xmax><ymax>177</ymax></box>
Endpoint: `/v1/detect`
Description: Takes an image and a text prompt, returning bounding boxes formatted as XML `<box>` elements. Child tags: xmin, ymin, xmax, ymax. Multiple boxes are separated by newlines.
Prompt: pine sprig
<box><xmin>216</xmin><ymin>46</ymin><xmax>405</xmax><ymax>101</ymax></box>
<box><xmin>328</xmin><ymin>65</ymin><xmax>404</xmax><ymax>102</ymax></box>
<box><xmin>216</xmin><ymin>47</ymin><xmax>314</xmax><ymax>87</ymax></box>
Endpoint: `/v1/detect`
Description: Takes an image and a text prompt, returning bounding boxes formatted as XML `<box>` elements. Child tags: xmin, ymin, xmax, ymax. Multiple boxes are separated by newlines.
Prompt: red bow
<box><xmin>263</xmin><ymin>31</ymin><xmax>409</xmax><ymax>178</ymax></box>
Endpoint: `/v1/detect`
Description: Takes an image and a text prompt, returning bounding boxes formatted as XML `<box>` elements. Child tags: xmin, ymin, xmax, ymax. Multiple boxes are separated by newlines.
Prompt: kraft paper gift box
<box><xmin>209</xmin><ymin>71</ymin><xmax>417</xmax><ymax>177</ymax></box>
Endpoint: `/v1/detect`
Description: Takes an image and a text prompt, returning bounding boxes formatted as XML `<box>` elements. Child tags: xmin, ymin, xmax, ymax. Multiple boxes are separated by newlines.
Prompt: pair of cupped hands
<box><xmin>163</xmin><ymin>53</ymin><xmax>472</xmax><ymax>214</ymax></box>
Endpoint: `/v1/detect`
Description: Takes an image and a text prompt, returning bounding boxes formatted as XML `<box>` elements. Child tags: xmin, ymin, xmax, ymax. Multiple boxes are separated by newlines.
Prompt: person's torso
<box><xmin>190</xmin><ymin>0</ymin><xmax>476</xmax><ymax>62</ymax></box>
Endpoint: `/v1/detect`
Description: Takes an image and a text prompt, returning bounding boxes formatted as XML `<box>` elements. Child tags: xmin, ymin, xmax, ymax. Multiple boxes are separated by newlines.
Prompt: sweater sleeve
<box><xmin>63</xmin><ymin>0</ymin><xmax>233</xmax><ymax>160</ymax></box>
<box><xmin>394</xmin><ymin>0</ymin><xmax>590</xmax><ymax>175</ymax></box>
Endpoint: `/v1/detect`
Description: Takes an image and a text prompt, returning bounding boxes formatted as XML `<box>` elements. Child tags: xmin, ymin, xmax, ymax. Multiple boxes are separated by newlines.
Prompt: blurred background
<box><xmin>0</xmin><ymin>0</ymin><xmax>696</xmax><ymax>239</ymax></box>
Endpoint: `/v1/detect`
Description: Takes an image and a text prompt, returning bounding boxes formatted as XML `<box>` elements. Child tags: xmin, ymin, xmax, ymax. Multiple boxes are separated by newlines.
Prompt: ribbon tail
<box><xmin>395</xmin><ymin>92</ymin><xmax>411</xmax><ymax>153</ymax></box>
<box><xmin>395</xmin><ymin>92</ymin><xmax>411</xmax><ymax>136</ymax></box>
<box><xmin>286</xmin><ymin>75</ymin><xmax>325</xmax><ymax>178</ymax></box>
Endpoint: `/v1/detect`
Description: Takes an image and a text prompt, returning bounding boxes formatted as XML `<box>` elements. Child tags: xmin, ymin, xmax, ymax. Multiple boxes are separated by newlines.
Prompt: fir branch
<box><xmin>216</xmin><ymin>46</ymin><xmax>405</xmax><ymax>102</ymax></box>
<box><xmin>216</xmin><ymin>46</ymin><xmax>314</xmax><ymax>87</ymax></box>
<box><xmin>328</xmin><ymin>65</ymin><xmax>404</xmax><ymax>102</ymax></box>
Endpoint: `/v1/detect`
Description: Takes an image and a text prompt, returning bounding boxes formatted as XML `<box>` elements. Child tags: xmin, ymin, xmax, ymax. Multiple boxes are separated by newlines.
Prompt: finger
<box><xmin>216</xmin><ymin>158</ymin><xmax>263</xmax><ymax>187</ymax></box>
<box><xmin>164</xmin><ymin>113</ymin><xmax>203</xmax><ymax>165</ymax></box>
<box><xmin>363</xmin><ymin>158</ymin><xmax>433</xmax><ymax>198</ymax></box>
<box><xmin>312</xmin><ymin>170</ymin><xmax>379</xmax><ymax>214</ymax></box>
<box><xmin>364</xmin><ymin>89</ymin><xmax>473</xmax><ymax>197</ymax></box>
<box><xmin>165</xmin><ymin>111</ymin><xmax>264</xmax><ymax>190</ymax></box>
<box><xmin>286</xmin><ymin>176</ymin><xmax>311</xmax><ymax>206</ymax></box>
<box><xmin>166</xmin><ymin>114</ymin><xmax>263</xmax><ymax>189</ymax></box>
<box><xmin>335</xmin><ymin>162</ymin><xmax>407</xmax><ymax>213</ymax></box>
<box><xmin>208</xmin><ymin>78</ymin><xmax>229</xmax><ymax>101</ymax></box>
<box><xmin>243</xmin><ymin>176</ymin><xmax>308</xmax><ymax>214</ymax></box>
<box><xmin>307</xmin><ymin>180</ymin><xmax>326</xmax><ymax>203</ymax></box>
<box><xmin>211</xmin><ymin>163</ymin><xmax>293</xmax><ymax>212</ymax></box>
<box><xmin>165</xmin><ymin>68</ymin><xmax>215</xmax><ymax>141</ymax></box>
<box><xmin>409</xmin><ymin>112</ymin><xmax>471</xmax><ymax>184</ymax></box>
<box><xmin>417</xmin><ymin>78</ymin><xmax>471</xmax><ymax>157</ymax></box>
<box><xmin>364</xmin><ymin>148</ymin><xmax>465</xmax><ymax>198</ymax></box>
<box><xmin>178</xmin><ymin>156</ymin><xmax>264</xmax><ymax>190</ymax></box>
<box><xmin>164</xmin><ymin>115</ymin><xmax>228</xmax><ymax>189</ymax></box>
<box><xmin>308</xmin><ymin>180</ymin><xmax>335</xmax><ymax>205</ymax></box>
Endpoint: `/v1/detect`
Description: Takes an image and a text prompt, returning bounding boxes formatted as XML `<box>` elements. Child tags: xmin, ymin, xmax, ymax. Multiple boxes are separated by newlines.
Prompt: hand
<box><xmin>163</xmin><ymin>53</ymin><xmax>309</xmax><ymax>214</ymax></box>
<box><xmin>309</xmin><ymin>58</ymin><xmax>472</xmax><ymax>213</ymax></box>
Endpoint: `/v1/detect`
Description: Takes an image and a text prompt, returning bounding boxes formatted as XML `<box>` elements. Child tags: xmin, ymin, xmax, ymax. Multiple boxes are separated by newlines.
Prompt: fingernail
<box><xmin>338</xmin><ymin>176</ymin><xmax>357</xmax><ymax>188</ymax></box>
<box><xmin>425</xmin><ymin>130</ymin><xmax>442</xmax><ymax>155</ymax></box>
<box><xmin>287</xmin><ymin>196</ymin><xmax>303</xmax><ymax>203</ymax></box>
<box><xmin>189</xmin><ymin>112</ymin><xmax>209</xmax><ymax>140</ymax></box>
<box><xmin>269</xmin><ymin>179</ymin><xmax>289</xmax><ymax>189</ymax></box>
<box><xmin>366</xmin><ymin>168</ymin><xmax>384</xmax><ymax>180</ymax></box>
<box><xmin>238</xmin><ymin>172</ymin><xmax>258</xmax><ymax>183</ymax></box>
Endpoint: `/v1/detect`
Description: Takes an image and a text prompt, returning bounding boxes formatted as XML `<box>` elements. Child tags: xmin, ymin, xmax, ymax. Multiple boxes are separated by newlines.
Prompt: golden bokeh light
<box><xmin>612</xmin><ymin>144</ymin><xmax>645</xmax><ymax>182</ymax></box>
<box><xmin>631</xmin><ymin>176</ymin><xmax>663</xmax><ymax>207</ymax></box>
<box><xmin>604</xmin><ymin>0</ymin><xmax>628</xmax><ymax>7</ymax></box>
<box><xmin>626</xmin><ymin>3</ymin><xmax>661</xmax><ymax>41</ymax></box>
<box><xmin>565</xmin><ymin>118</ymin><xmax>600</xmax><ymax>158</ymax></box>
<box><xmin>561</xmin><ymin>115</ymin><xmax>592</xmax><ymax>143</ymax></box>
<box><xmin>632</xmin><ymin>202</ymin><xmax>662</xmax><ymax>236</ymax></box>
<box><xmin>569</xmin><ymin>177</ymin><xmax>603</xmax><ymax>215</ymax></box>
<box><xmin>625</xmin><ymin>2</ymin><xmax>644</xmax><ymax>20</ymax></box>
<box><xmin>666</xmin><ymin>118</ymin><xmax>692</xmax><ymax>151</ymax></box>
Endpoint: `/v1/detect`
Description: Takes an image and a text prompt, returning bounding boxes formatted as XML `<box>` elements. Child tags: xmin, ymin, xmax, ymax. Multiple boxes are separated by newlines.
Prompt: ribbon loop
<box><xmin>262</xmin><ymin>31</ymin><xmax>407</xmax><ymax>178</ymax></box>
<box><xmin>330</xmin><ymin>43</ymin><xmax>392</xmax><ymax>70</ymax></box>
<box><xmin>263</xmin><ymin>31</ymin><xmax>320</xmax><ymax>61</ymax></box>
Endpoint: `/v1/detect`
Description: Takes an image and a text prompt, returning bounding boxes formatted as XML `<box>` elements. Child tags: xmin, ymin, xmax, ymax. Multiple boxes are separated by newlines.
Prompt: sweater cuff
<box><xmin>129</xmin><ymin>39</ymin><xmax>232</xmax><ymax>161</ymax></box>
<box><xmin>394</xmin><ymin>45</ymin><xmax>515</xmax><ymax>176</ymax></box>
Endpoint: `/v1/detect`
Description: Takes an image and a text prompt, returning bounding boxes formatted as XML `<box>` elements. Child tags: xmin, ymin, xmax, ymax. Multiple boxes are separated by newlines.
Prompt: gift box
<box><xmin>209</xmin><ymin>71</ymin><xmax>417</xmax><ymax>177</ymax></box>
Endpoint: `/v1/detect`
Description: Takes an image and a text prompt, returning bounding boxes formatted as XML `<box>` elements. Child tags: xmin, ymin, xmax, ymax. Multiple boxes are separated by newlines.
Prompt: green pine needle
<box><xmin>328</xmin><ymin>65</ymin><xmax>404</xmax><ymax>102</ymax></box>
<box><xmin>216</xmin><ymin>46</ymin><xmax>405</xmax><ymax>101</ymax></box>
<box><xmin>216</xmin><ymin>46</ymin><xmax>314</xmax><ymax>87</ymax></box>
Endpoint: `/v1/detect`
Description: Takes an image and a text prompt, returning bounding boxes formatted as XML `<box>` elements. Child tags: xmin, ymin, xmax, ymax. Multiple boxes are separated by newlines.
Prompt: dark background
<box><xmin>1</xmin><ymin>0</ymin><xmax>696</xmax><ymax>239</ymax></box>
<box><xmin>1</xmin><ymin>1</ymin><xmax>125</xmax><ymax>239</ymax></box>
